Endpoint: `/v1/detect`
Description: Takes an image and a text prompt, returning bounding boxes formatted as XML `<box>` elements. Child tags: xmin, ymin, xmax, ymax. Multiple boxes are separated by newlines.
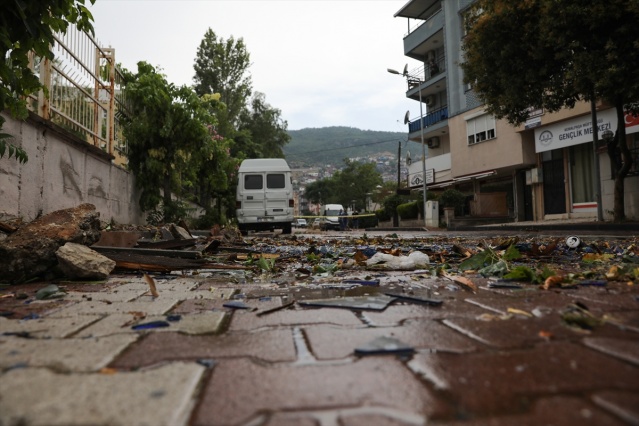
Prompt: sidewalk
<box><xmin>1</xmin><ymin>237</ymin><xmax>638</xmax><ymax>425</ymax></box>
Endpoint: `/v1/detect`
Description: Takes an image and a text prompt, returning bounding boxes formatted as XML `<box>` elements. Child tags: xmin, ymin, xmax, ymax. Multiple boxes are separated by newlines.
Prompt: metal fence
<box><xmin>27</xmin><ymin>23</ymin><xmax>129</xmax><ymax>165</ymax></box>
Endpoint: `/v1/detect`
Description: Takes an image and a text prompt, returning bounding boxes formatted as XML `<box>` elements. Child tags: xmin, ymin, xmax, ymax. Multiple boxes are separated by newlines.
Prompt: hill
<box><xmin>283</xmin><ymin>126</ymin><xmax>407</xmax><ymax>169</ymax></box>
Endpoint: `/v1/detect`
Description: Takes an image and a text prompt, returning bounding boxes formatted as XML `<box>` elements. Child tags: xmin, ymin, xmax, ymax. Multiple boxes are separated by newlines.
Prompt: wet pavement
<box><xmin>1</xmin><ymin>228</ymin><xmax>638</xmax><ymax>426</ymax></box>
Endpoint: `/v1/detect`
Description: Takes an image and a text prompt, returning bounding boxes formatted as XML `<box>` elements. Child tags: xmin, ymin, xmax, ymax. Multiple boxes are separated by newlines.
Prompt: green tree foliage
<box><xmin>304</xmin><ymin>159</ymin><xmax>383</xmax><ymax>211</ymax></box>
<box><xmin>461</xmin><ymin>0</ymin><xmax>639</xmax><ymax>222</ymax></box>
<box><xmin>237</xmin><ymin>92</ymin><xmax>290</xmax><ymax>159</ymax></box>
<box><xmin>193</xmin><ymin>29</ymin><xmax>252</xmax><ymax>129</ymax></box>
<box><xmin>122</xmin><ymin>62</ymin><xmax>216</xmax><ymax>222</ymax></box>
<box><xmin>0</xmin><ymin>0</ymin><xmax>95</xmax><ymax>163</ymax></box>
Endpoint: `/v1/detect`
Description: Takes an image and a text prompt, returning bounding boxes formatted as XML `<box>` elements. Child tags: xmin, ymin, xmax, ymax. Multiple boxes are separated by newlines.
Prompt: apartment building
<box><xmin>394</xmin><ymin>0</ymin><xmax>639</xmax><ymax>222</ymax></box>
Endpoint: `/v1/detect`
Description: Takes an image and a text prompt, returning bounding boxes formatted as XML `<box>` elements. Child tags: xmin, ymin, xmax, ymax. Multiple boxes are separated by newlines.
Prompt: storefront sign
<box><xmin>410</xmin><ymin>169</ymin><xmax>435</xmax><ymax>187</ymax></box>
<box><xmin>534</xmin><ymin>109</ymin><xmax>617</xmax><ymax>153</ymax></box>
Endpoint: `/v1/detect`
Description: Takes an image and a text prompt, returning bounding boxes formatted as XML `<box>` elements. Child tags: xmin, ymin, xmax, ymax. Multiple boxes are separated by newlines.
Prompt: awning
<box><xmin>453</xmin><ymin>170</ymin><xmax>497</xmax><ymax>182</ymax></box>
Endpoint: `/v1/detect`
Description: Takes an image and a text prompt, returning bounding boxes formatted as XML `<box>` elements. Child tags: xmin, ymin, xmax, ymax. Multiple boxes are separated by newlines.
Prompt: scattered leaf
<box><xmin>144</xmin><ymin>273</ymin><xmax>159</xmax><ymax>298</ymax></box>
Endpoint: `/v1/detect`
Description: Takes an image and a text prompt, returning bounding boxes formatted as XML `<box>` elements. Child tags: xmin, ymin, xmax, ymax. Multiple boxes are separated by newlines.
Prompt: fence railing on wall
<box><xmin>26</xmin><ymin>23</ymin><xmax>129</xmax><ymax>165</ymax></box>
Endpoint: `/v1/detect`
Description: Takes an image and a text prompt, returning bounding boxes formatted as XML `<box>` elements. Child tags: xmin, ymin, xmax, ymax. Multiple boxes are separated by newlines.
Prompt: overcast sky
<box><xmin>88</xmin><ymin>0</ymin><xmax>419</xmax><ymax>132</ymax></box>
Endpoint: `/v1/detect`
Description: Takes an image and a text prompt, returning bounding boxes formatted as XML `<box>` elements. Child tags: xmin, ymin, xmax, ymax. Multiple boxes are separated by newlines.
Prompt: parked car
<box><xmin>311</xmin><ymin>218</ymin><xmax>321</xmax><ymax>229</ymax></box>
<box><xmin>293</xmin><ymin>218</ymin><xmax>307</xmax><ymax>228</ymax></box>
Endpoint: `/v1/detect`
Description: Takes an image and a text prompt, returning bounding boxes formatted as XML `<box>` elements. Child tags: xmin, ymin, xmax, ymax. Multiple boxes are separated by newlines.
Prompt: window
<box><xmin>244</xmin><ymin>174</ymin><xmax>262</xmax><ymax>190</ymax></box>
<box><xmin>266</xmin><ymin>173</ymin><xmax>285</xmax><ymax>189</ymax></box>
<box><xmin>466</xmin><ymin>114</ymin><xmax>496</xmax><ymax>145</ymax></box>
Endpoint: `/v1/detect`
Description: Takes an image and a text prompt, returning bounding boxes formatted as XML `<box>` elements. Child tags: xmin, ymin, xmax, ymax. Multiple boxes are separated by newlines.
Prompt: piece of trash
<box><xmin>384</xmin><ymin>293</ymin><xmax>443</xmax><ymax>306</ymax></box>
<box><xmin>21</xmin><ymin>313</ymin><xmax>40</xmax><ymax>320</ymax></box>
<box><xmin>578</xmin><ymin>280</ymin><xmax>607</xmax><ymax>287</ymax></box>
<box><xmin>565</xmin><ymin>236</ymin><xmax>581</xmax><ymax>248</ymax></box>
<box><xmin>487</xmin><ymin>282</ymin><xmax>523</xmax><ymax>289</ymax></box>
<box><xmin>131</xmin><ymin>320</ymin><xmax>170</xmax><ymax>330</ymax></box>
<box><xmin>256</xmin><ymin>301</ymin><xmax>296</xmax><ymax>316</ymax></box>
<box><xmin>144</xmin><ymin>273</ymin><xmax>159</xmax><ymax>298</ymax></box>
<box><xmin>366</xmin><ymin>251</ymin><xmax>430</xmax><ymax>270</ymax></box>
<box><xmin>298</xmin><ymin>295</ymin><xmax>396</xmax><ymax>311</ymax></box>
<box><xmin>343</xmin><ymin>279</ymin><xmax>380</xmax><ymax>286</ymax></box>
<box><xmin>507</xmin><ymin>307</ymin><xmax>533</xmax><ymax>317</ymax></box>
<box><xmin>223</xmin><ymin>300</ymin><xmax>251</xmax><ymax>309</ymax></box>
<box><xmin>354</xmin><ymin>336</ymin><xmax>414</xmax><ymax>356</ymax></box>
<box><xmin>35</xmin><ymin>284</ymin><xmax>65</xmax><ymax>300</ymax></box>
<box><xmin>166</xmin><ymin>314</ymin><xmax>182</xmax><ymax>322</ymax></box>
<box><xmin>196</xmin><ymin>359</ymin><xmax>217</xmax><ymax>368</ymax></box>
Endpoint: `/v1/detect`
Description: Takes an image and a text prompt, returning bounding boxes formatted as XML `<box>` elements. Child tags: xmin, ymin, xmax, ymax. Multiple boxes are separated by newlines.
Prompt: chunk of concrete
<box><xmin>56</xmin><ymin>242</ymin><xmax>116</xmax><ymax>280</ymax></box>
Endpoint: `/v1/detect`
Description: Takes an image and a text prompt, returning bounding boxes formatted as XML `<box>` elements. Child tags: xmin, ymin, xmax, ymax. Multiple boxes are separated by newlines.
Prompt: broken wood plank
<box><xmin>136</xmin><ymin>238</ymin><xmax>197</xmax><ymax>250</ymax></box>
<box><xmin>92</xmin><ymin>246</ymin><xmax>201</xmax><ymax>259</ymax></box>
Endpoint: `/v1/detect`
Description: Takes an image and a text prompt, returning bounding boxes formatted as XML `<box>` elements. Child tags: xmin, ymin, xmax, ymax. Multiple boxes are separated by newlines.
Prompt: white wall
<box><xmin>0</xmin><ymin>112</ymin><xmax>145</xmax><ymax>224</ymax></box>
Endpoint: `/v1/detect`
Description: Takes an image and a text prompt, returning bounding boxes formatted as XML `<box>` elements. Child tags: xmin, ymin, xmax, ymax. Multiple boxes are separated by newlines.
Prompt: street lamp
<box><xmin>388</xmin><ymin>65</ymin><xmax>428</xmax><ymax>228</ymax></box>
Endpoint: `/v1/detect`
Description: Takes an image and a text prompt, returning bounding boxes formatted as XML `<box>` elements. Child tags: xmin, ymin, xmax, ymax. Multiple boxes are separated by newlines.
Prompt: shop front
<box><xmin>533</xmin><ymin>109</ymin><xmax>617</xmax><ymax>218</ymax></box>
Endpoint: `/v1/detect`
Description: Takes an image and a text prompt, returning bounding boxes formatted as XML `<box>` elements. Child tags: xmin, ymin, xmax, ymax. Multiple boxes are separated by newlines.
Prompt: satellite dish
<box><xmin>402</xmin><ymin>64</ymin><xmax>408</xmax><ymax>77</ymax></box>
<box><xmin>403</xmin><ymin>111</ymin><xmax>410</xmax><ymax>125</ymax></box>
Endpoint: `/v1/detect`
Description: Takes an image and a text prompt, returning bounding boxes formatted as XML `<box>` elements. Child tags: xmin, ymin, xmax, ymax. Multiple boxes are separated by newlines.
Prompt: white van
<box><xmin>235</xmin><ymin>158</ymin><xmax>294</xmax><ymax>235</ymax></box>
<box><xmin>320</xmin><ymin>204</ymin><xmax>345</xmax><ymax>231</ymax></box>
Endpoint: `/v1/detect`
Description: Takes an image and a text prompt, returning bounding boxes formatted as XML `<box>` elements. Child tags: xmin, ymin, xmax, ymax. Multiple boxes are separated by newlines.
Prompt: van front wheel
<box><xmin>282</xmin><ymin>223</ymin><xmax>292</xmax><ymax>235</ymax></box>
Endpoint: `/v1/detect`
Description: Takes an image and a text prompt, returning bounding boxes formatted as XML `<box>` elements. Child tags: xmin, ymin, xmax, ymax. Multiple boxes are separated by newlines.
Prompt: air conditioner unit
<box><xmin>425</xmin><ymin>95</ymin><xmax>436</xmax><ymax>106</ymax></box>
<box><xmin>427</xmin><ymin>137</ymin><xmax>440</xmax><ymax>148</ymax></box>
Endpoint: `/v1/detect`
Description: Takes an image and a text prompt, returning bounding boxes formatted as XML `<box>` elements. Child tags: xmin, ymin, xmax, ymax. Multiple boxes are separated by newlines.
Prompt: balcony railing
<box><xmin>409</xmin><ymin>106</ymin><xmax>448</xmax><ymax>133</ymax></box>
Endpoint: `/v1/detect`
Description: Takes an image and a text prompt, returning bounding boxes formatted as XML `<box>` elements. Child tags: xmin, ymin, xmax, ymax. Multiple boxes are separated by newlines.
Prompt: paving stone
<box><xmin>111</xmin><ymin>328</ymin><xmax>297</xmax><ymax>368</ymax></box>
<box><xmin>0</xmin><ymin>314</ymin><xmax>102</xmax><ymax>338</ymax></box>
<box><xmin>442</xmin><ymin>316</ymin><xmax>632</xmax><ymax>349</ymax></box>
<box><xmin>465</xmin><ymin>291</ymin><xmax>615</xmax><ymax>316</ymax></box>
<box><xmin>262</xmin><ymin>413</ymin><xmax>320</xmax><ymax>426</ymax></box>
<box><xmin>53</xmin><ymin>298</ymin><xmax>179</xmax><ymax>316</ymax></box>
<box><xmin>571</xmin><ymin>286</ymin><xmax>639</xmax><ymax>310</ymax></box>
<box><xmin>191</xmin><ymin>357</ymin><xmax>447</xmax><ymax>426</ymax></box>
<box><xmin>305</xmin><ymin>317</ymin><xmax>476</xmax><ymax>360</ymax></box>
<box><xmin>62</xmin><ymin>283</ymin><xmax>149</xmax><ymax>303</ymax></box>
<box><xmin>361</xmin><ymin>300</ymin><xmax>490</xmax><ymax>327</ymax></box>
<box><xmin>428</xmin><ymin>396</ymin><xmax>626</xmax><ymax>425</ymax></box>
<box><xmin>582</xmin><ymin>337</ymin><xmax>639</xmax><ymax>366</ymax></box>
<box><xmin>230</xmin><ymin>305</ymin><xmax>363</xmax><ymax>331</ymax></box>
<box><xmin>0</xmin><ymin>362</ymin><xmax>204</xmax><ymax>426</ymax></box>
<box><xmin>592</xmin><ymin>391</ymin><xmax>639</xmax><ymax>425</ymax></box>
<box><xmin>74</xmin><ymin>311</ymin><xmax>227</xmax><ymax>337</ymax></box>
<box><xmin>408</xmin><ymin>341</ymin><xmax>639</xmax><ymax>417</ymax></box>
<box><xmin>0</xmin><ymin>334</ymin><xmax>138</xmax><ymax>372</ymax></box>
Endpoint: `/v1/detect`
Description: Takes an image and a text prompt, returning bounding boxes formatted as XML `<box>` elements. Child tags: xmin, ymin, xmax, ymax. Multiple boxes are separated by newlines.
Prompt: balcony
<box><xmin>403</xmin><ymin>9</ymin><xmax>444</xmax><ymax>60</ymax></box>
<box><xmin>408</xmin><ymin>106</ymin><xmax>448</xmax><ymax>133</ymax></box>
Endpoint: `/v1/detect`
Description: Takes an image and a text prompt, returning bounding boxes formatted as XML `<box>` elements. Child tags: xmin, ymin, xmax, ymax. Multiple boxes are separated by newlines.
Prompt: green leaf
<box><xmin>478</xmin><ymin>259</ymin><xmax>510</xmax><ymax>277</ymax></box>
<box><xmin>503</xmin><ymin>245</ymin><xmax>522</xmax><ymax>261</ymax></box>
<box><xmin>459</xmin><ymin>248</ymin><xmax>498</xmax><ymax>271</ymax></box>
<box><xmin>503</xmin><ymin>266</ymin><xmax>535</xmax><ymax>281</ymax></box>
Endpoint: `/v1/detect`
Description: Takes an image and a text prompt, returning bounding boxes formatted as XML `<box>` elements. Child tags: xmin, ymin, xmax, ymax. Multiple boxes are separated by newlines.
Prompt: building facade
<box><xmin>394</xmin><ymin>0</ymin><xmax>638</xmax><ymax>222</ymax></box>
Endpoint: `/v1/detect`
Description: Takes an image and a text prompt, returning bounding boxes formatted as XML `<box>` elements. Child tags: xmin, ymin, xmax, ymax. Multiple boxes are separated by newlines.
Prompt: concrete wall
<box><xmin>0</xmin><ymin>112</ymin><xmax>145</xmax><ymax>224</ymax></box>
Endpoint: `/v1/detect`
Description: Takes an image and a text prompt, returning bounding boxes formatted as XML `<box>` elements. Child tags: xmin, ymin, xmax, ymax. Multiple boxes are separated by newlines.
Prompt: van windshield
<box><xmin>326</xmin><ymin>210</ymin><xmax>339</xmax><ymax>216</ymax></box>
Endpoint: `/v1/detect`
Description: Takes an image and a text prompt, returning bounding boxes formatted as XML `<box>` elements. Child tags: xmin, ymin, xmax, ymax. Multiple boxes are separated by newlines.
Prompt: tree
<box><xmin>1</xmin><ymin>0</ymin><xmax>95</xmax><ymax>163</ymax></box>
<box><xmin>193</xmin><ymin>29</ymin><xmax>252</xmax><ymax>129</ymax></box>
<box><xmin>304</xmin><ymin>160</ymin><xmax>383</xmax><ymax>211</ymax></box>
<box><xmin>122</xmin><ymin>62</ymin><xmax>214</xmax><ymax>222</ymax></box>
<box><xmin>237</xmin><ymin>92</ymin><xmax>290</xmax><ymax>158</ymax></box>
<box><xmin>461</xmin><ymin>0</ymin><xmax>639</xmax><ymax>222</ymax></box>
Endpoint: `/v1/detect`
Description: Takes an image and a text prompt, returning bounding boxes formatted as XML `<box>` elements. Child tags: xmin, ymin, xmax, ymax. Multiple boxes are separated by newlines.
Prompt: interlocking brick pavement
<box><xmin>1</xmin><ymin>251</ymin><xmax>638</xmax><ymax>426</ymax></box>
